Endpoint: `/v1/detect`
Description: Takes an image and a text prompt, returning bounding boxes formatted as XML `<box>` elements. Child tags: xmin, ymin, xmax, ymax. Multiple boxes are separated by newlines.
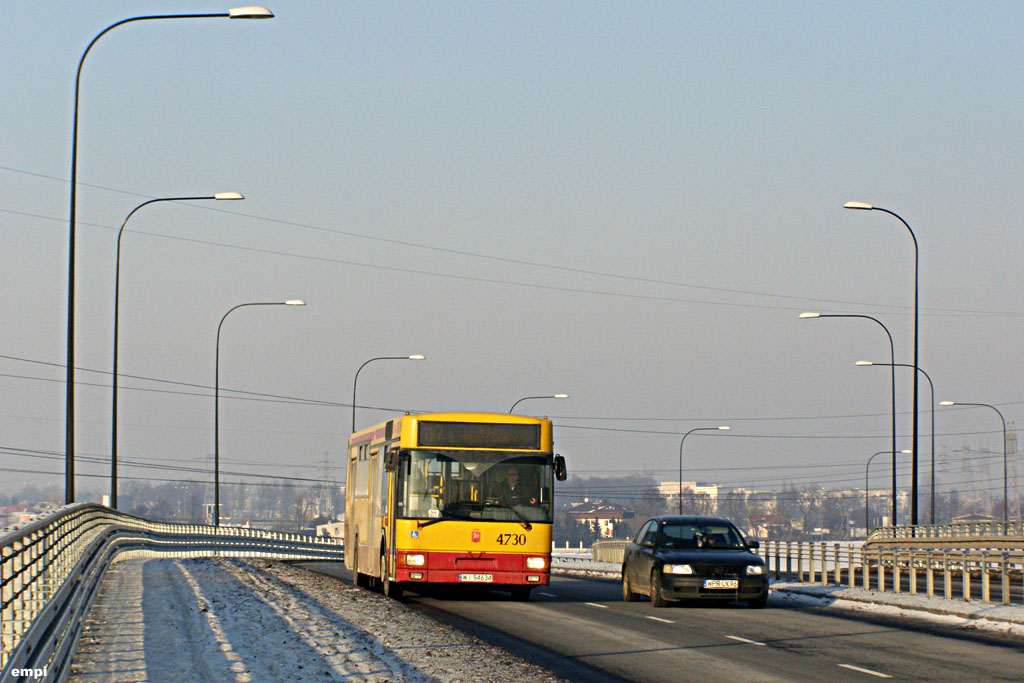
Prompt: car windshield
<box><xmin>659</xmin><ymin>522</ymin><xmax>745</xmax><ymax>550</ymax></box>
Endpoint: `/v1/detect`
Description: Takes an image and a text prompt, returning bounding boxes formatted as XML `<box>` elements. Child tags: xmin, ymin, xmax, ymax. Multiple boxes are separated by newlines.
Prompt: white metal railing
<box><xmin>1</xmin><ymin>503</ymin><xmax>344</xmax><ymax>680</ymax></box>
<box><xmin>758</xmin><ymin>541</ymin><xmax>1024</xmax><ymax>605</ymax></box>
<box><xmin>869</xmin><ymin>521</ymin><xmax>1024</xmax><ymax>542</ymax></box>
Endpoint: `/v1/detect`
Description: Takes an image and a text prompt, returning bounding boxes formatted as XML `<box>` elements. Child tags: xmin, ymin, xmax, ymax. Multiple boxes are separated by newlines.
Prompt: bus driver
<box><xmin>494</xmin><ymin>468</ymin><xmax>535</xmax><ymax>506</ymax></box>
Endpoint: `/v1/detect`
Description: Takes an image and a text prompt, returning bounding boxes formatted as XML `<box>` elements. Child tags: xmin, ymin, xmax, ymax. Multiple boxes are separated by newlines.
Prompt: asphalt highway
<box><xmin>301</xmin><ymin>565</ymin><xmax>1024</xmax><ymax>682</ymax></box>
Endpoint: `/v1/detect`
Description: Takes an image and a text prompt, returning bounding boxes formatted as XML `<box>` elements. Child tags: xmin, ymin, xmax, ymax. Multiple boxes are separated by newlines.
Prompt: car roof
<box><xmin>647</xmin><ymin>515</ymin><xmax>734</xmax><ymax>525</ymax></box>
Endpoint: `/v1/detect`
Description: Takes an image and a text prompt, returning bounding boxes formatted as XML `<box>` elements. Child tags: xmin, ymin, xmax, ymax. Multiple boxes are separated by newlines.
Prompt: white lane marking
<box><xmin>725</xmin><ymin>635</ymin><xmax>766</xmax><ymax>646</ymax></box>
<box><xmin>538</xmin><ymin>592</ymin><xmax>557</xmax><ymax>597</ymax></box>
<box><xmin>585</xmin><ymin>602</ymin><xmax>609</xmax><ymax>608</ymax></box>
<box><xmin>838</xmin><ymin>664</ymin><xmax>892</xmax><ymax>678</ymax></box>
<box><xmin>645</xmin><ymin>616</ymin><xmax>674</xmax><ymax>624</ymax></box>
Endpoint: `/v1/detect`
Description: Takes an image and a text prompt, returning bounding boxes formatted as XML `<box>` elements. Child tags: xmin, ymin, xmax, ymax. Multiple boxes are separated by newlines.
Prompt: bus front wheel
<box><xmin>510</xmin><ymin>586</ymin><xmax>532</xmax><ymax>601</ymax></box>
<box><xmin>380</xmin><ymin>554</ymin><xmax>404</xmax><ymax>599</ymax></box>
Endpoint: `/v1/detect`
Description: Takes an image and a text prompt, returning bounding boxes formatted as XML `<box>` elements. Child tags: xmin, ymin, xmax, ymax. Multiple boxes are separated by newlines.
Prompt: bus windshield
<box><xmin>397</xmin><ymin>450</ymin><xmax>553</xmax><ymax>523</ymax></box>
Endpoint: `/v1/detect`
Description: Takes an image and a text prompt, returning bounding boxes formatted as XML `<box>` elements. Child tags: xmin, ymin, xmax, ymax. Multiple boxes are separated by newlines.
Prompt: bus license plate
<box><xmin>459</xmin><ymin>573</ymin><xmax>493</xmax><ymax>583</ymax></box>
<box><xmin>703</xmin><ymin>579</ymin><xmax>738</xmax><ymax>589</ymax></box>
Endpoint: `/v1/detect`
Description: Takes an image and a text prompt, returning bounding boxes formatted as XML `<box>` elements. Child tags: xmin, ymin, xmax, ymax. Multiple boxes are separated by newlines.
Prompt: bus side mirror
<box><xmin>554</xmin><ymin>454</ymin><xmax>567</xmax><ymax>481</ymax></box>
<box><xmin>384</xmin><ymin>448</ymin><xmax>400</xmax><ymax>472</ymax></box>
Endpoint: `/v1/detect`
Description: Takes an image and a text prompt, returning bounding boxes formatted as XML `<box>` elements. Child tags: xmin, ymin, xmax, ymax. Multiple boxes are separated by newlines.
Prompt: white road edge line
<box><xmin>725</xmin><ymin>635</ymin><xmax>766</xmax><ymax>646</ymax></box>
<box><xmin>838</xmin><ymin>664</ymin><xmax>892</xmax><ymax>679</ymax></box>
<box><xmin>585</xmin><ymin>602</ymin><xmax>609</xmax><ymax>608</ymax></box>
<box><xmin>645</xmin><ymin>616</ymin><xmax>674</xmax><ymax>624</ymax></box>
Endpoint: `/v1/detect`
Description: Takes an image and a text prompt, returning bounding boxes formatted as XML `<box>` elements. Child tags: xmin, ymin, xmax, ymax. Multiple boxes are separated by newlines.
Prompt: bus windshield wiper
<box><xmin>483</xmin><ymin>502</ymin><xmax>532</xmax><ymax>531</ymax></box>
<box><xmin>417</xmin><ymin>511</ymin><xmax>474</xmax><ymax>528</ymax></box>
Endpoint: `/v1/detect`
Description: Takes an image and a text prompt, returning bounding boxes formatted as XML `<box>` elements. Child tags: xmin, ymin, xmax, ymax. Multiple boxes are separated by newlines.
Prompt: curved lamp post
<box><xmin>678</xmin><ymin>426</ymin><xmax>729</xmax><ymax>515</ymax></box>
<box><xmin>509</xmin><ymin>394</ymin><xmax>569</xmax><ymax>413</ymax></box>
<box><xmin>215</xmin><ymin>298</ymin><xmax>303</xmax><ymax>526</ymax></box>
<box><xmin>844</xmin><ymin>202</ymin><xmax>920</xmax><ymax>525</ymax></box>
<box><xmin>866</xmin><ymin>449</ymin><xmax>912</xmax><ymax>533</ymax></box>
<box><xmin>857</xmin><ymin>361</ymin><xmax>937</xmax><ymax>523</ymax></box>
<box><xmin>66</xmin><ymin>6</ymin><xmax>274</xmax><ymax>503</ymax></box>
<box><xmin>800</xmin><ymin>311</ymin><xmax>897</xmax><ymax>524</ymax></box>
<box><xmin>110</xmin><ymin>192</ymin><xmax>243</xmax><ymax>509</ymax></box>
<box><xmin>351</xmin><ymin>355</ymin><xmax>425</xmax><ymax>432</ymax></box>
<box><xmin>940</xmin><ymin>401</ymin><xmax>1008</xmax><ymax>522</ymax></box>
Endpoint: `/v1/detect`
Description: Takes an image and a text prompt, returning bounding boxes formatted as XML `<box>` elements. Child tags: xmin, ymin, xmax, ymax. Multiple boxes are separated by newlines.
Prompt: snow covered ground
<box><xmin>65</xmin><ymin>552</ymin><xmax>1024</xmax><ymax>682</ymax></box>
<box><xmin>69</xmin><ymin>557</ymin><xmax>567</xmax><ymax>683</ymax></box>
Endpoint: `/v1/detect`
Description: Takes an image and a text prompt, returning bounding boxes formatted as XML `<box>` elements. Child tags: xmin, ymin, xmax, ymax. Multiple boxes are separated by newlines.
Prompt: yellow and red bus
<box><xmin>345</xmin><ymin>411</ymin><xmax>567</xmax><ymax>600</ymax></box>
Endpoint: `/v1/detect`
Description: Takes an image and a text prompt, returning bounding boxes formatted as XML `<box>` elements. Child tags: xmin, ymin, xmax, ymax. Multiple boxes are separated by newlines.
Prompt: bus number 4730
<box><xmin>496</xmin><ymin>533</ymin><xmax>526</xmax><ymax>546</ymax></box>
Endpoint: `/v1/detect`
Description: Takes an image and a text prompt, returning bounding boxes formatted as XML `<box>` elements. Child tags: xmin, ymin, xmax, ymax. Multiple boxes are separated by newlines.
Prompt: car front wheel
<box><xmin>650</xmin><ymin>568</ymin><xmax>670</xmax><ymax>608</ymax></box>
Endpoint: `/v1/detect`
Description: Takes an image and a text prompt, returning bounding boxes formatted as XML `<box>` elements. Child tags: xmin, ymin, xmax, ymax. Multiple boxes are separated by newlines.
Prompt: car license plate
<box><xmin>459</xmin><ymin>573</ymin><xmax>493</xmax><ymax>583</ymax></box>
<box><xmin>703</xmin><ymin>579</ymin><xmax>738</xmax><ymax>589</ymax></box>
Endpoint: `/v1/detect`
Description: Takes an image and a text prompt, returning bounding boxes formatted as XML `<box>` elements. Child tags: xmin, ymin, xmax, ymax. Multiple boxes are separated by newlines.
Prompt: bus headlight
<box><xmin>746</xmin><ymin>565</ymin><xmax>765</xmax><ymax>575</ymax></box>
<box><xmin>404</xmin><ymin>553</ymin><xmax>425</xmax><ymax>566</ymax></box>
<box><xmin>663</xmin><ymin>564</ymin><xmax>693</xmax><ymax>575</ymax></box>
<box><xmin>526</xmin><ymin>556</ymin><xmax>547</xmax><ymax>570</ymax></box>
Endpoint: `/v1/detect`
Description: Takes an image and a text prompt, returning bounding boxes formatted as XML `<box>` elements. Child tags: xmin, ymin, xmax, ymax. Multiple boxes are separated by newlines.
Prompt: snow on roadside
<box><xmin>71</xmin><ymin>557</ymin><xmax>567</xmax><ymax>683</ymax></box>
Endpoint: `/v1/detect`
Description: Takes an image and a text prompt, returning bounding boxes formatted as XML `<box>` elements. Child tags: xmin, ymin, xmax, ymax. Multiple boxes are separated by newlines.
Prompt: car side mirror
<box><xmin>746</xmin><ymin>540</ymin><xmax>760</xmax><ymax>550</ymax></box>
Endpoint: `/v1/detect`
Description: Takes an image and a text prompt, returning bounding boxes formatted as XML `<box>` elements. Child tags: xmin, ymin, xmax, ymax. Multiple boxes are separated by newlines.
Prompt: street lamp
<box><xmin>844</xmin><ymin>202</ymin><xmax>920</xmax><ymax>525</ymax></box>
<box><xmin>865</xmin><ymin>449</ymin><xmax>912</xmax><ymax>534</ymax></box>
<box><xmin>215</xmin><ymin>298</ymin><xmax>303</xmax><ymax>526</ymax></box>
<box><xmin>857</xmin><ymin>361</ymin><xmax>937</xmax><ymax>523</ymax></box>
<box><xmin>509</xmin><ymin>394</ymin><xmax>569</xmax><ymax>413</ymax></box>
<box><xmin>110</xmin><ymin>192</ymin><xmax>244</xmax><ymax>509</ymax></box>
<box><xmin>678</xmin><ymin>426</ymin><xmax>729</xmax><ymax>515</ymax></box>
<box><xmin>800</xmin><ymin>311</ymin><xmax>898</xmax><ymax>523</ymax></box>
<box><xmin>66</xmin><ymin>6</ymin><xmax>274</xmax><ymax>503</ymax></box>
<box><xmin>939</xmin><ymin>401</ymin><xmax>1009</xmax><ymax>523</ymax></box>
<box><xmin>352</xmin><ymin>355</ymin><xmax>425</xmax><ymax>432</ymax></box>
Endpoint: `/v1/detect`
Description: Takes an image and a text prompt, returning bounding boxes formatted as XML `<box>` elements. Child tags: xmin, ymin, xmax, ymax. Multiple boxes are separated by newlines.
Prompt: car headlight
<box><xmin>404</xmin><ymin>553</ymin><xmax>425</xmax><ymax>566</ymax></box>
<box><xmin>663</xmin><ymin>564</ymin><xmax>693</xmax><ymax>575</ymax></box>
<box><xmin>526</xmin><ymin>556</ymin><xmax>547</xmax><ymax>570</ymax></box>
<box><xmin>745</xmin><ymin>564</ymin><xmax>765</xmax><ymax>575</ymax></box>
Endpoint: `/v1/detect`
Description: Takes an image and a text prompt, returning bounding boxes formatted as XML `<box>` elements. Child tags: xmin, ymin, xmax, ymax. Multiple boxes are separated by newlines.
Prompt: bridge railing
<box><xmin>868</xmin><ymin>521</ymin><xmax>1024</xmax><ymax>544</ymax></box>
<box><xmin>758</xmin><ymin>541</ymin><xmax>1024</xmax><ymax>605</ymax></box>
<box><xmin>1</xmin><ymin>503</ymin><xmax>344</xmax><ymax>680</ymax></box>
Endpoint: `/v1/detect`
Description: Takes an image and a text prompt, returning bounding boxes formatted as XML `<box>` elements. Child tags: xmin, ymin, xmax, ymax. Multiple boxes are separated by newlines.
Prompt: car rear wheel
<box><xmin>622</xmin><ymin>569</ymin><xmax>639</xmax><ymax>602</ymax></box>
<box><xmin>748</xmin><ymin>596</ymin><xmax>767</xmax><ymax>609</ymax></box>
<box><xmin>650</xmin><ymin>569</ymin><xmax>670</xmax><ymax>608</ymax></box>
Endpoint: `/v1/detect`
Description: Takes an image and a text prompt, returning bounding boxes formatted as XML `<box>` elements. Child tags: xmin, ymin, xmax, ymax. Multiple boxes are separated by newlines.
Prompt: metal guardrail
<box><xmin>1</xmin><ymin>503</ymin><xmax>344</xmax><ymax>681</ymax></box>
<box><xmin>758</xmin><ymin>541</ymin><xmax>1024</xmax><ymax>605</ymax></box>
<box><xmin>867</xmin><ymin>522</ymin><xmax>1024</xmax><ymax>548</ymax></box>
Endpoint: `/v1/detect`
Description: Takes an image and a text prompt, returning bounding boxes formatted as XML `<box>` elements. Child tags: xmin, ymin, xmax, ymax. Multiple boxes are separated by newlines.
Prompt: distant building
<box><xmin>566</xmin><ymin>501</ymin><xmax>634</xmax><ymax>538</ymax></box>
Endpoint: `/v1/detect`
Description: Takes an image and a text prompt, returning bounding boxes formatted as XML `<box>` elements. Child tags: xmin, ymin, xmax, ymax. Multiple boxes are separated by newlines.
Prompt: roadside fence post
<box><xmin>833</xmin><ymin>544</ymin><xmax>841</xmax><ymax>585</ymax></box>
<box><xmin>961</xmin><ymin>552</ymin><xmax>971</xmax><ymax>601</ymax></box>
<box><xmin>909</xmin><ymin>549</ymin><xmax>917</xmax><ymax>595</ymax></box>
<box><xmin>1000</xmin><ymin>552</ymin><xmax>1010</xmax><ymax>605</ymax></box>
<box><xmin>893</xmin><ymin>548</ymin><xmax>901</xmax><ymax>593</ymax></box>
<box><xmin>943</xmin><ymin>551</ymin><xmax>952</xmax><ymax>600</ymax></box>
<box><xmin>981</xmin><ymin>551</ymin><xmax>990</xmax><ymax>603</ymax></box>
<box><xmin>926</xmin><ymin>550</ymin><xmax>935</xmax><ymax>598</ymax></box>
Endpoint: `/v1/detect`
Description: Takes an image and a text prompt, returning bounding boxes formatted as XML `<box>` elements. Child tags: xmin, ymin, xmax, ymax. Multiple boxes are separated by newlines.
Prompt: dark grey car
<box><xmin>621</xmin><ymin>515</ymin><xmax>768</xmax><ymax>608</ymax></box>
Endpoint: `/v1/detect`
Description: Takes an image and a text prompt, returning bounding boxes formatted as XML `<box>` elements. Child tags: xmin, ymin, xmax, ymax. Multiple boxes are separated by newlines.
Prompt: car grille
<box><xmin>691</xmin><ymin>564</ymin><xmax>743</xmax><ymax>577</ymax></box>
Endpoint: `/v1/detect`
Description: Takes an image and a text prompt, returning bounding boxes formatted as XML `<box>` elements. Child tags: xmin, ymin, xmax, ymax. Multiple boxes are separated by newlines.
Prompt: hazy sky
<box><xmin>2</xmin><ymin>2</ymin><xmax>1021</xmax><ymax>511</ymax></box>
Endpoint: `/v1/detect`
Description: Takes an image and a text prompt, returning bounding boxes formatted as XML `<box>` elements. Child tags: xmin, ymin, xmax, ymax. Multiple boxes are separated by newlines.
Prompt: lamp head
<box><xmin>901</xmin><ymin>449</ymin><xmax>912</xmax><ymax>454</ymax></box>
<box><xmin>939</xmin><ymin>401</ymin><xmax>955</xmax><ymax>406</ymax></box>
<box><xmin>717</xmin><ymin>425</ymin><xmax>730</xmax><ymax>430</ymax></box>
<box><xmin>798</xmin><ymin>312</ymin><xmax>820</xmax><ymax>319</ymax></box>
<box><xmin>214</xmin><ymin>192</ymin><xmax>244</xmax><ymax>200</ymax></box>
<box><xmin>855</xmin><ymin>361</ymin><xmax>874</xmax><ymax>366</ymax></box>
<box><xmin>284</xmin><ymin>299</ymin><xmax>305</xmax><ymax>306</ymax></box>
<box><xmin>554</xmin><ymin>393</ymin><xmax>569</xmax><ymax>399</ymax></box>
<box><xmin>843</xmin><ymin>201</ymin><xmax>873</xmax><ymax>210</ymax></box>
<box><xmin>229</xmin><ymin>6</ymin><xmax>275</xmax><ymax>19</ymax></box>
<box><xmin>408</xmin><ymin>354</ymin><xmax>425</xmax><ymax>360</ymax></box>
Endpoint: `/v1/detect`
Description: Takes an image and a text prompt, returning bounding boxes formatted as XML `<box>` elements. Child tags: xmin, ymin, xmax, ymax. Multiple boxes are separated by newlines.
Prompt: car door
<box><xmin>625</xmin><ymin>520</ymin><xmax>653</xmax><ymax>585</ymax></box>
<box><xmin>636</xmin><ymin>521</ymin><xmax>660</xmax><ymax>591</ymax></box>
